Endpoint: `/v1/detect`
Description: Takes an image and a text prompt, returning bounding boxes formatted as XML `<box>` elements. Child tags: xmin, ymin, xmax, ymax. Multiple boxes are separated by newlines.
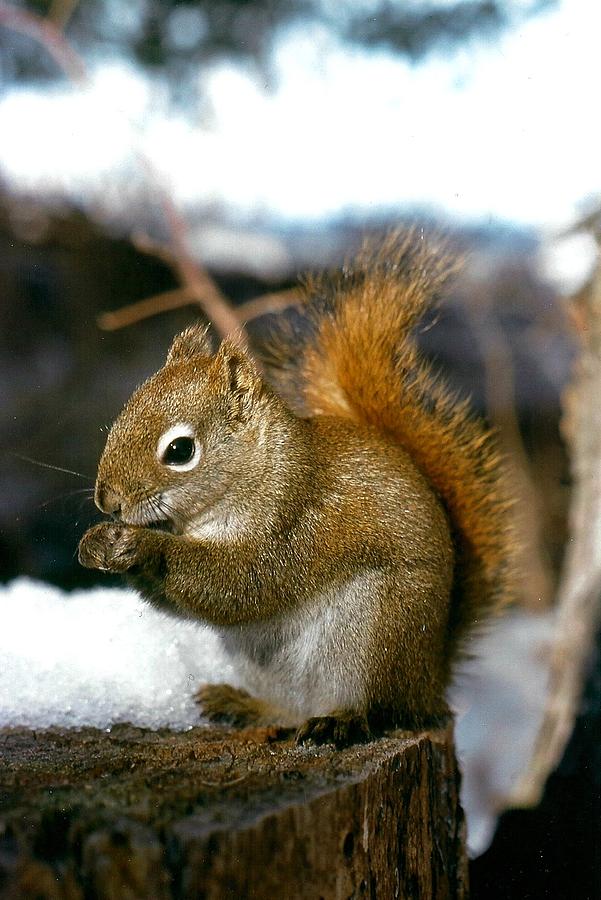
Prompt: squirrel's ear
<box><xmin>214</xmin><ymin>339</ymin><xmax>262</xmax><ymax>419</ymax></box>
<box><xmin>166</xmin><ymin>323</ymin><xmax>213</xmax><ymax>364</ymax></box>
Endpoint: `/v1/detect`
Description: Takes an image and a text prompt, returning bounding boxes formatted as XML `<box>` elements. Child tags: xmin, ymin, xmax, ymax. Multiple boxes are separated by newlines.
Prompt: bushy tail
<box><xmin>278</xmin><ymin>231</ymin><xmax>516</xmax><ymax>645</ymax></box>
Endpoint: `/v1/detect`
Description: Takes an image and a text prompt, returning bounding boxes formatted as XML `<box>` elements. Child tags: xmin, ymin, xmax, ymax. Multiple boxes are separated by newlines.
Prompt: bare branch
<box><xmin>131</xmin><ymin>231</ymin><xmax>178</xmax><ymax>268</ymax></box>
<box><xmin>0</xmin><ymin>2</ymin><xmax>87</xmax><ymax>84</ymax></box>
<box><xmin>463</xmin><ymin>288</ymin><xmax>553</xmax><ymax>611</ymax></box>
<box><xmin>158</xmin><ymin>192</ymin><xmax>245</xmax><ymax>345</ymax></box>
<box><xmin>97</xmin><ymin>288</ymin><xmax>195</xmax><ymax>331</ymax></box>
<box><xmin>237</xmin><ymin>288</ymin><xmax>302</xmax><ymax>322</ymax></box>
<box><xmin>98</xmin><ymin>286</ymin><xmax>302</xmax><ymax>333</ymax></box>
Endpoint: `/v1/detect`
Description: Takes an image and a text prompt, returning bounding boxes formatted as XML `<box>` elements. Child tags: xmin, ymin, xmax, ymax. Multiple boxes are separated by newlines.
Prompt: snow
<box><xmin>0</xmin><ymin>577</ymin><xmax>234</xmax><ymax>731</ymax></box>
<box><xmin>0</xmin><ymin>0</ymin><xmax>598</xmax><ymax>233</ymax></box>
<box><xmin>0</xmin><ymin>577</ymin><xmax>554</xmax><ymax>856</ymax></box>
<box><xmin>536</xmin><ymin>229</ymin><xmax>598</xmax><ymax>295</ymax></box>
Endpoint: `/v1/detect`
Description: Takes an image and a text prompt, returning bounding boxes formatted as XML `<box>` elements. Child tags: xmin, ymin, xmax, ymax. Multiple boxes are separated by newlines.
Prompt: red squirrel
<box><xmin>79</xmin><ymin>232</ymin><xmax>516</xmax><ymax>746</ymax></box>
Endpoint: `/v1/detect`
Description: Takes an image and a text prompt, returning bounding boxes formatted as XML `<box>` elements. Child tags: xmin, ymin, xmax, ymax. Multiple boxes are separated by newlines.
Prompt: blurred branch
<box><xmin>132</xmin><ymin>231</ymin><xmax>179</xmax><ymax>268</ymax></box>
<box><xmin>237</xmin><ymin>287</ymin><xmax>301</xmax><ymax>322</ymax></box>
<box><xmin>512</xmin><ymin>251</ymin><xmax>601</xmax><ymax>806</ymax></box>
<box><xmin>559</xmin><ymin>204</ymin><xmax>601</xmax><ymax>243</ymax></box>
<box><xmin>464</xmin><ymin>290</ymin><xmax>552</xmax><ymax>610</ymax></box>
<box><xmin>158</xmin><ymin>192</ymin><xmax>244</xmax><ymax>345</ymax></box>
<box><xmin>108</xmin><ymin>225</ymin><xmax>304</xmax><ymax>336</ymax></box>
<box><xmin>0</xmin><ymin>2</ymin><xmax>87</xmax><ymax>84</ymax></box>
<box><xmin>47</xmin><ymin>0</ymin><xmax>80</xmax><ymax>31</ymax></box>
<box><xmin>98</xmin><ymin>288</ymin><xmax>194</xmax><ymax>331</ymax></box>
<box><xmin>103</xmin><ymin>174</ymin><xmax>301</xmax><ymax>341</ymax></box>
<box><xmin>98</xmin><ymin>284</ymin><xmax>302</xmax><ymax>332</ymax></box>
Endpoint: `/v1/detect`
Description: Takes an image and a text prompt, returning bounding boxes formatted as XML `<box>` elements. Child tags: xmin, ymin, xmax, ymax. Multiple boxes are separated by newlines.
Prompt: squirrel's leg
<box><xmin>196</xmin><ymin>683</ymin><xmax>296</xmax><ymax>730</ymax></box>
<box><xmin>78</xmin><ymin>523</ymin><xmax>279</xmax><ymax>623</ymax></box>
<box><xmin>295</xmin><ymin>711</ymin><xmax>372</xmax><ymax>748</ymax></box>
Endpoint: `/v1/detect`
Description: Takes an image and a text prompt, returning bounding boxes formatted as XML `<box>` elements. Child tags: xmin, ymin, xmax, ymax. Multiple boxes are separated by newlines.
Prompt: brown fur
<box><xmin>79</xmin><ymin>231</ymin><xmax>516</xmax><ymax>745</ymax></box>
<box><xmin>293</xmin><ymin>231</ymin><xmax>516</xmax><ymax>647</ymax></box>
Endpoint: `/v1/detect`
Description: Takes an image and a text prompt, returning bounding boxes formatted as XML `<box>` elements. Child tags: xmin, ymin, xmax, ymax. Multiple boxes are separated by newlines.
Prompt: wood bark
<box><xmin>0</xmin><ymin>724</ymin><xmax>467</xmax><ymax>899</ymax></box>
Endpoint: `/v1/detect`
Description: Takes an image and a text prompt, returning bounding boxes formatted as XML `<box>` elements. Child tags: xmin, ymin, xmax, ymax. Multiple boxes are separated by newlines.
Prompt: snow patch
<box><xmin>0</xmin><ymin>2</ymin><xmax>598</xmax><ymax>232</ymax></box>
<box><xmin>0</xmin><ymin>578</ymin><xmax>233</xmax><ymax>731</ymax></box>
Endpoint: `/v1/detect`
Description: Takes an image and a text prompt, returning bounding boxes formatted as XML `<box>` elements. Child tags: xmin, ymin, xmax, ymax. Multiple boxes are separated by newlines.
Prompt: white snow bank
<box><xmin>0</xmin><ymin>578</ymin><xmax>234</xmax><ymax>731</ymax></box>
<box><xmin>0</xmin><ymin>1</ymin><xmax>598</xmax><ymax>233</ymax></box>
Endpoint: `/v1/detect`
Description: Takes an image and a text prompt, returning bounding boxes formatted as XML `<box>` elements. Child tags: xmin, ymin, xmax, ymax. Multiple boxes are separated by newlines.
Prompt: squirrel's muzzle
<box><xmin>95</xmin><ymin>482</ymin><xmax>122</xmax><ymax>516</ymax></box>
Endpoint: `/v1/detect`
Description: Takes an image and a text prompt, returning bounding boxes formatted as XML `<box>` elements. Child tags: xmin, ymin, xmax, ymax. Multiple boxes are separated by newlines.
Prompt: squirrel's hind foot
<box><xmin>295</xmin><ymin>711</ymin><xmax>372</xmax><ymax>748</ymax></box>
<box><xmin>195</xmin><ymin>683</ymin><xmax>289</xmax><ymax>729</ymax></box>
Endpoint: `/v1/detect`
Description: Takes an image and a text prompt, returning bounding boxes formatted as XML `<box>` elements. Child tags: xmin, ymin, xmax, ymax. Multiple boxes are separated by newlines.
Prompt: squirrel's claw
<box><xmin>295</xmin><ymin>712</ymin><xmax>372</xmax><ymax>748</ymax></box>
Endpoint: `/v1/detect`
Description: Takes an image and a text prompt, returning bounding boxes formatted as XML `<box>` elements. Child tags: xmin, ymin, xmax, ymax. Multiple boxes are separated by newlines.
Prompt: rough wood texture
<box><xmin>0</xmin><ymin>724</ymin><xmax>467</xmax><ymax>899</ymax></box>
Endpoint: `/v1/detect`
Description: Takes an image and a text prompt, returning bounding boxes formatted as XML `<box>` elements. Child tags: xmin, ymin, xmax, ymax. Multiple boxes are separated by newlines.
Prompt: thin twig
<box><xmin>98</xmin><ymin>286</ymin><xmax>303</xmax><ymax>332</ymax></box>
<box><xmin>131</xmin><ymin>231</ymin><xmax>178</xmax><ymax>268</ymax></box>
<box><xmin>0</xmin><ymin>2</ymin><xmax>87</xmax><ymax>84</ymax></box>
<box><xmin>97</xmin><ymin>288</ymin><xmax>194</xmax><ymax>331</ymax></box>
<box><xmin>159</xmin><ymin>191</ymin><xmax>245</xmax><ymax>344</ymax></box>
<box><xmin>463</xmin><ymin>286</ymin><xmax>553</xmax><ymax>610</ymax></box>
<box><xmin>237</xmin><ymin>288</ymin><xmax>302</xmax><ymax>322</ymax></box>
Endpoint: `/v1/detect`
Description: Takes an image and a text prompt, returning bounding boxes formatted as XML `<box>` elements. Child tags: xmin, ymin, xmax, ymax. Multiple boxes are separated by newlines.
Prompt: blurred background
<box><xmin>0</xmin><ymin>0</ymin><xmax>599</xmax><ymax>895</ymax></box>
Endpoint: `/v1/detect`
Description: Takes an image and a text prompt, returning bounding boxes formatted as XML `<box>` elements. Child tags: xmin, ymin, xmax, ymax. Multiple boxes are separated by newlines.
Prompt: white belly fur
<box><xmin>215</xmin><ymin>572</ymin><xmax>379</xmax><ymax>719</ymax></box>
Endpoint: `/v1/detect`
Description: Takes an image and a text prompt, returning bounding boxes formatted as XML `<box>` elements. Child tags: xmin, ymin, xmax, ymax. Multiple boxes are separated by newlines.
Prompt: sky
<box><xmin>0</xmin><ymin>0</ymin><xmax>598</xmax><ymax>237</ymax></box>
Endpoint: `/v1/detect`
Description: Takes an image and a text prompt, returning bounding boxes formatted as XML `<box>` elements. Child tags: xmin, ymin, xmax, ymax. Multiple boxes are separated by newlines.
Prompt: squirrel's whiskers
<box><xmin>11</xmin><ymin>452</ymin><xmax>94</xmax><ymax>482</ymax></box>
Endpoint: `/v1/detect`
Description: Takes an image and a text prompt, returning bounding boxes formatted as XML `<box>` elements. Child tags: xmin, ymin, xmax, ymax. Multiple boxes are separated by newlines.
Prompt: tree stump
<box><xmin>0</xmin><ymin>724</ymin><xmax>468</xmax><ymax>899</ymax></box>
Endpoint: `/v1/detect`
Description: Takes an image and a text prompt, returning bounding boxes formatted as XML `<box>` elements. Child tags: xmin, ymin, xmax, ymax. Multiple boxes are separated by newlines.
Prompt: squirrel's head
<box><xmin>95</xmin><ymin>323</ymin><xmax>274</xmax><ymax>535</ymax></box>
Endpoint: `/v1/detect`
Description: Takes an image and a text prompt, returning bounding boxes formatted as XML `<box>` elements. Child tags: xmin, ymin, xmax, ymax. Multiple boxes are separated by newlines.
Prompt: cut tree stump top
<box><xmin>0</xmin><ymin>723</ymin><xmax>468</xmax><ymax>899</ymax></box>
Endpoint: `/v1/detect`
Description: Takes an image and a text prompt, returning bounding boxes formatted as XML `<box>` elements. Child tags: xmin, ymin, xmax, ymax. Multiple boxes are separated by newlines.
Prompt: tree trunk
<box><xmin>0</xmin><ymin>724</ymin><xmax>468</xmax><ymax>899</ymax></box>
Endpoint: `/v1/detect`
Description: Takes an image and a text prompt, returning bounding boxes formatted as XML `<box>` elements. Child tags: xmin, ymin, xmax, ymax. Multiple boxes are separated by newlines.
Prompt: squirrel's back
<box><xmin>267</xmin><ymin>231</ymin><xmax>516</xmax><ymax>650</ymax></box>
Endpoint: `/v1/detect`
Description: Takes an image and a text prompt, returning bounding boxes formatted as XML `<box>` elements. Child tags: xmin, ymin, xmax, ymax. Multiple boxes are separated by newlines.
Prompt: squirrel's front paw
<box><xmin>78</xmin><ymin>522</ymin><xmax>141</xmax><ymax>573</ymax></box>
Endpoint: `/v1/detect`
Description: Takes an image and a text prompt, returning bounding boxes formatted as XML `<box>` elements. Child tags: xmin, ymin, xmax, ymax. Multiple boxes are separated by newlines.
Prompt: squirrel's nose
<box><xmin>95</xmin><ymin>482</ymin><xmax>122</xmax><ymax>515</ymax></box>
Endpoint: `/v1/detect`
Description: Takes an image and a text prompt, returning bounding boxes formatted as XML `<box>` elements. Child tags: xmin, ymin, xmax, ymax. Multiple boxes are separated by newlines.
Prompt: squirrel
<box><xmin>78</xmin><ymin>231</ymin><xmax>516</xmax><ymax>747</ymax></box>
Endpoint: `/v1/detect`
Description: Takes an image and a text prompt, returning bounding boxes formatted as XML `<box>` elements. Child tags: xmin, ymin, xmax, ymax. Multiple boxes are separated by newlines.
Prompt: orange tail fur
<box><xmin>290</xmin><ymin>231</ymin><xmax>516</xmax><ymax>645</ymax></box>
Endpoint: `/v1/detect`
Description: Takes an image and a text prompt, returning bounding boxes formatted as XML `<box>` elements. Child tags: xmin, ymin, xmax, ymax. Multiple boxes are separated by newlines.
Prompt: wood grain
<box><xmin>0</xmin><ymin>724</ymin><xmax>467</xmax><ymax>899</ymax></box>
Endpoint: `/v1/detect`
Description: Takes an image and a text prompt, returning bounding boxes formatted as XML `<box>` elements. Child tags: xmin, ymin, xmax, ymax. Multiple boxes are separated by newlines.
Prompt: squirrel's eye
<box><xmin>156</xmin><ymin>423</ymin><xmax>200</xmax><ymax>471</ymax></box>
<box><xmin>162</xmin><ymin>436</ymin><xmax>195</xmax><ymax>466</ymax></box>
